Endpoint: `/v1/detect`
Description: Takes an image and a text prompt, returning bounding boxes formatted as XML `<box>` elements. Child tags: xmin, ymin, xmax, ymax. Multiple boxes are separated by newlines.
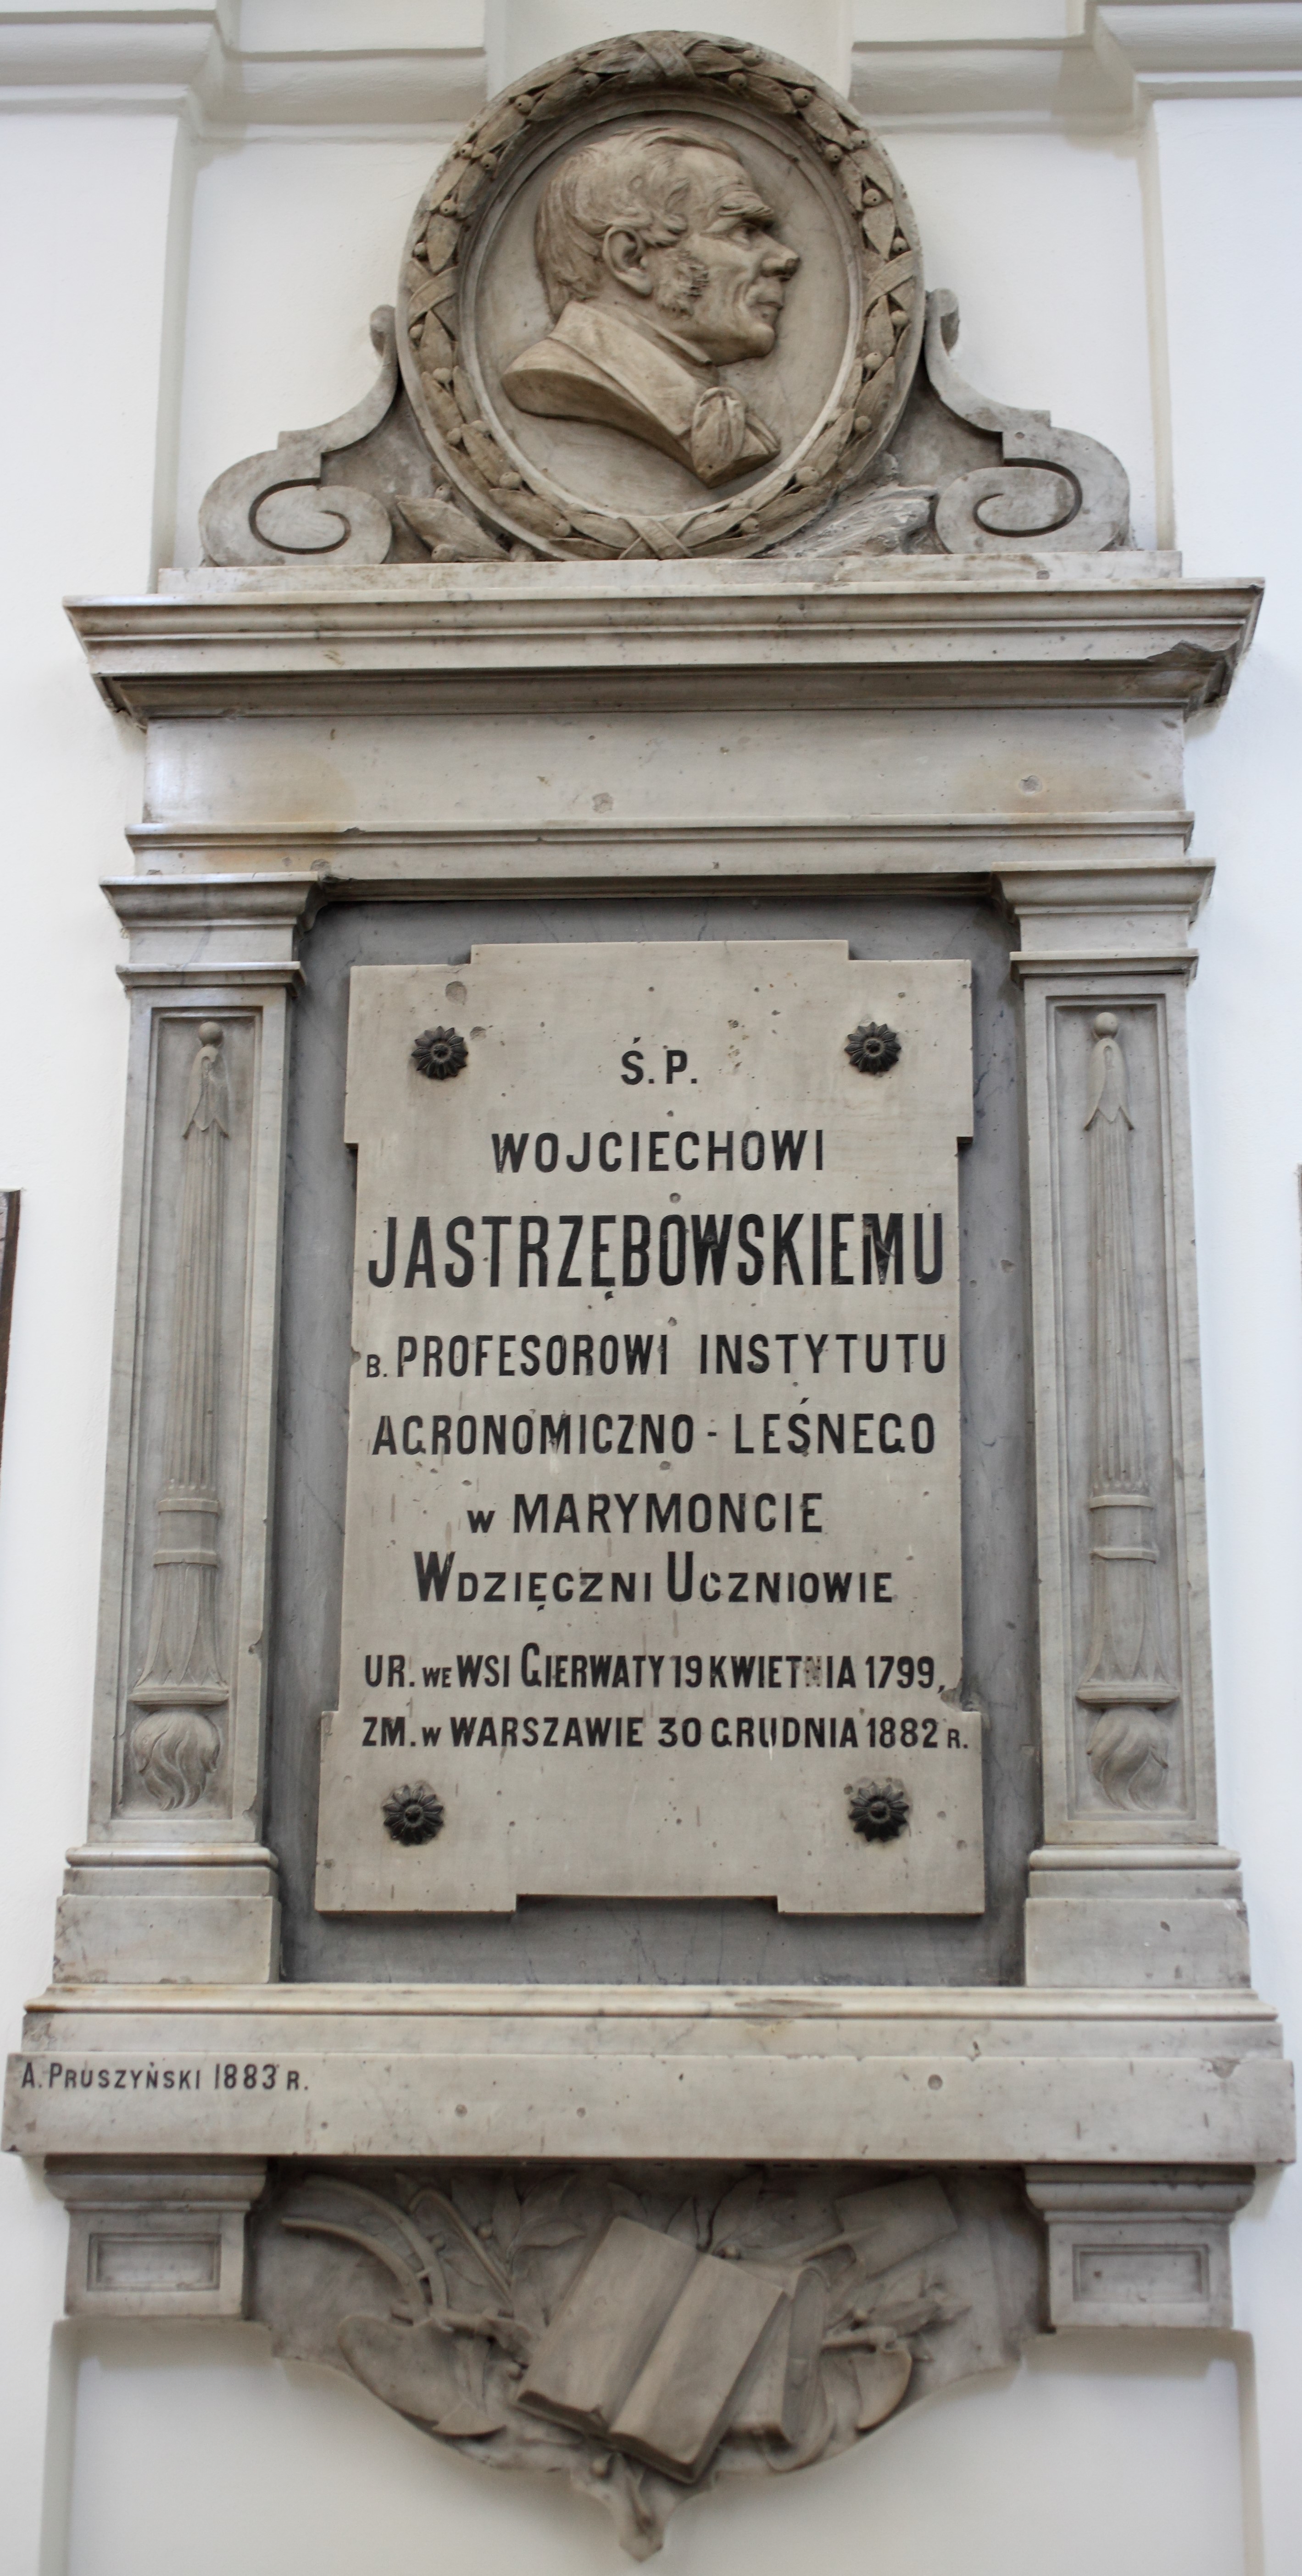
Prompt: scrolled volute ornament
<box><xmin>923</xmin><ymin>289</ymin><xmax>1130</xmax><ymax>555</ymax></box>
<box><xmin>199</xmin><ymin>309</ymin><xmax>399</xmax><ymax>568</ymax></box>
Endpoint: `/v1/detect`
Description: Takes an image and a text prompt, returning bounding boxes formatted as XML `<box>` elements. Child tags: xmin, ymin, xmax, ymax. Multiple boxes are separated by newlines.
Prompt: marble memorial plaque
<box><xmin>315</xmin><ymin>944</ymin><xmax>980</xmax><ymax>1912</ymax></box>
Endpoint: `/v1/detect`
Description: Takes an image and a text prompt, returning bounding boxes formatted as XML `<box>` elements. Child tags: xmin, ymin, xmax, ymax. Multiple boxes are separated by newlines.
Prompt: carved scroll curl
<box><xmin>199</xmin><ymin>310</ymin><xmax>399</xmax><ymax>569</ymax></box>
<box><xmin>924</xmin><ymin>290</ymin><xmax>1130</xmax><ymax>555</ymax></box>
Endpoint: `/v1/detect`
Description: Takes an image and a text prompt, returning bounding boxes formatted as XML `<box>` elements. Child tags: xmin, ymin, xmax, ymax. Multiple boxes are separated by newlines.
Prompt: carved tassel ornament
<box><xmin>1077</xmin><ymin>1012</ymin><xmax>1177</xmax><ymax>1807</ymax></box>
<box><xmin>129</xmin><ymin>1022</ymin><xmax>229</xmax><ymax>1809</ymax></box>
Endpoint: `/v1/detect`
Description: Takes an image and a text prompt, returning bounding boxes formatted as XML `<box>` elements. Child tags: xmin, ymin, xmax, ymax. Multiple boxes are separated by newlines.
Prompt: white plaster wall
<box><xmin>60</xmin><ymin>2324</ymin><xmax>1249</xmax><ymax>2576</ymax></box>
<box><xmin>0</xmin><ymin>110</ymin><xmax>190</xmax><ymax>2576</ymax></box>
<box><xmin>1154</xmin><ymin>96</ymin><xmax>1302</xmax><ymax>2574</ymax></box>
<box><xmin>490</xmin><ymin>0</ymin><xmax>855</xmax><ymax>90</ymax></box>
<box><xmin>0</xmin><ymin>13</ymin><xmax>1298</xmax><ymax>2576</ymax></box>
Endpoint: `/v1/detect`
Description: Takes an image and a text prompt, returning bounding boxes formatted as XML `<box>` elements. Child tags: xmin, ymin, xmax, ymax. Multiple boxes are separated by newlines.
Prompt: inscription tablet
<box><xmin>315</xmin><ymin>944</ymin><xmax>981</xmax><ymax>1912</ymax></box>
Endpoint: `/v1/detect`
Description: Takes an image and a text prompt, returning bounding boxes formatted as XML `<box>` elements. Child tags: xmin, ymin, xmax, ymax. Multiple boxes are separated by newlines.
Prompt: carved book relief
<box><xmin>258</xmin><ymin>2161</ymin><xmax>1038</xmax><ymax>2559</ymax></box>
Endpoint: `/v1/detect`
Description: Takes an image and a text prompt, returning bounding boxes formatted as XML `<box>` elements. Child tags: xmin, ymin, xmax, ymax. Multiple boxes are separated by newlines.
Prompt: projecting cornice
<box><xmin>66</xmin><ymin>560</ymin><xmax>1262</xmax><ymax>723</ymax></box>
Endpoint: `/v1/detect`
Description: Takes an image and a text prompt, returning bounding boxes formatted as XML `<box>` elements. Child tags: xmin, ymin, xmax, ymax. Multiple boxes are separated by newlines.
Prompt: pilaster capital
<box><xmin>996</xmin><ymin>862</ymin><xmax>1213</xmax><ymax>968</ymax></box>
<box><xmin>103</xmin><ymin>873</ymin><xmax>317</xmax><ymax>988</ymax></box>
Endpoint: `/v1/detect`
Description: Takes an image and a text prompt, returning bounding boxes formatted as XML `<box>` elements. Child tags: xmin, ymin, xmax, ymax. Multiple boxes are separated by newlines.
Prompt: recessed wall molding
<box><xmin>5</xmin><ymin>6</ymin><xmax>1302</xmax><ymax>133</ymax></box>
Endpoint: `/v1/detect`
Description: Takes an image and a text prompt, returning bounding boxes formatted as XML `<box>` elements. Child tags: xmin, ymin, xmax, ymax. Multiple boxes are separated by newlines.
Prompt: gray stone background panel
<box><xmin>269</xmin><ymin>892</ymin><xmax>1035</xmax><ymax>1983</ymax></box>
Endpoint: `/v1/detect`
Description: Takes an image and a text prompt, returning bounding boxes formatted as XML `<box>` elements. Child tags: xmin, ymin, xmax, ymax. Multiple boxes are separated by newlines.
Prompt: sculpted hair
<box><xmin>534</xmin><ymin>125</ymin><xmax>736</xmax><ymax>316</ymax></box>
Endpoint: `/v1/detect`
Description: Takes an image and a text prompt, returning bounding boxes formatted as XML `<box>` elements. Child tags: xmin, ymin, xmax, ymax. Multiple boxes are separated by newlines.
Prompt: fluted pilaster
<box><xmin>130</xmin><ymin>1021</ymin><xmax>230</xmax><ymax>1809</ymax></box>
<box><xmin>1076</xmin><ymin>1012</ymin><xmax>1177</xmax><ymax>1807</ymax></box>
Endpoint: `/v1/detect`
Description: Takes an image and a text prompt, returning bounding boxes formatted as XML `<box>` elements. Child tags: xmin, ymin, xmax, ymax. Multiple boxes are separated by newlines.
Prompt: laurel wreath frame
<box><xmin>395</xmin><ymin>32</ymin><xmax>924</xmax><ymax>561</ymax></box>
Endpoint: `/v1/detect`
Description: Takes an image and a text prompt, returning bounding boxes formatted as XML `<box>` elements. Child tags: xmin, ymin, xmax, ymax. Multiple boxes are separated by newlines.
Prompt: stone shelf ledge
<box><xmin>6</xmin><ymin>1983</ymin><xmax>1291</xmax><ymax>2169</ymax></box>
<box><xmin>65</xmin><ymin>560</ymin><xmax>1263</xmax><ymax>723</ymax></box>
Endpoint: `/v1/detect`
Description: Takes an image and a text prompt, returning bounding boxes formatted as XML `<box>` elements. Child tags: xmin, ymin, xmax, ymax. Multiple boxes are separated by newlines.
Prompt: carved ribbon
<box><xmin>129</xmin><ymin>1022</ymin><xmax>230</xmax><ymax>1810</ymax></box>
<box><xmin>924</xmin><ymin>290</ymin><xmax>1130</xmax><ymax>554</ymax></box>
<box><xmin>1076</xmin><ymin>1012</ymin><xmax>1177</xmax><ymax>1807</ymax></box>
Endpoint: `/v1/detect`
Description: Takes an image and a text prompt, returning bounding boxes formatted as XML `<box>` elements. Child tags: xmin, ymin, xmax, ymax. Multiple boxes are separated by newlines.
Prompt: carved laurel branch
<box><xmin>779</xmin><ymin>293</ymin><xmax>1132</xmax><ymax>561</ymax></box>
<box><xmin>271</xmin><ymin>2166</ymin><xmax>968</xmax><ymax>2559</ymax></box>
<box><xmin>399</xmin><ymin>30</ymin><xmax>923</xmax><ymax>562</ymax></box>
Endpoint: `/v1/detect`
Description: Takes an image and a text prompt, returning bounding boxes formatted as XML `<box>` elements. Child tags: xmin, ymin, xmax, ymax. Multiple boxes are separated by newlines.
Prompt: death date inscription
<box><xmin>315</xmin><ymin>944</ymin><xmax>983</xmax><ymax>1914</ymax></box>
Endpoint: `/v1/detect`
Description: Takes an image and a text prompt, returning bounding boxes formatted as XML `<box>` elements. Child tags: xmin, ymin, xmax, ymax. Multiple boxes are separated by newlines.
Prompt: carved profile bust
<box><xmin>501</xmin><ymin>125</ymin><xmax>799</xmax><ymax>489</ymax></box>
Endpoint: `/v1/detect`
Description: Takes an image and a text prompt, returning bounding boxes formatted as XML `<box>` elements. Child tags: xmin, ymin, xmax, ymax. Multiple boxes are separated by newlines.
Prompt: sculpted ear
<box><xmin>602</xmin><ymin>226</ymin><xmax>655</xmax><ymax>297</ymax></box>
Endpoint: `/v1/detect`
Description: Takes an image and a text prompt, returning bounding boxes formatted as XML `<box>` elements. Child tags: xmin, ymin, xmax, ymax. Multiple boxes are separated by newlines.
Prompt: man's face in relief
<box><xmin>606</xmin><ymin>144</ymin><xmax>799</xmax><ymax>366</ymax></box>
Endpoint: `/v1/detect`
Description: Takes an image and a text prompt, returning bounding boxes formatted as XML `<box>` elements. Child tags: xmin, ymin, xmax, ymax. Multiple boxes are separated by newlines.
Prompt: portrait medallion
<box><xmin>396</xmin><ymin>33</ymin><xmax>924</xmax><ymax>559</ymax></box>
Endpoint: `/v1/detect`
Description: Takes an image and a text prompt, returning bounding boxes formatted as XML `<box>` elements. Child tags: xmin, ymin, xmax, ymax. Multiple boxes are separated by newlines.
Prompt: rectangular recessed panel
<box><xmin>89</xmin><ymin>2232</ymin><xmax>222</xmax><ymax>2293</ymax></box>
<box><xmin>1072</xmin><ymin>2246</ymin><xmax>1208</xmax><ymax>2305</ymax></box>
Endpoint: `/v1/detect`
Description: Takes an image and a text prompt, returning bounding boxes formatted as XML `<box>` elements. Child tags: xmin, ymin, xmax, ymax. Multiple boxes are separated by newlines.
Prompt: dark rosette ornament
<box><xmin>412</xmin><ymin>1026</ymin><xmax>468</xmax><ymax>1081</ymax></box>
<box><xmin>847</xmin><ymin>1778</ymin><xmax>911</xmax><ymax>1842</ymax></box>
<box><xmin>845</xmin><ymin>1022</ymin><xmax>901</xmax><ymax>1076</ymax></box>
<box><xmin>382</xmin><ymin>1783</ymin><xmax>445</xmax><ymax>1845</ymax></box>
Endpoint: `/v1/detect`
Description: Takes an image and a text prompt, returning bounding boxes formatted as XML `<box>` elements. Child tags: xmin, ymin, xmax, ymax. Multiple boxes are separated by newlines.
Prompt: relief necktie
<box><xmin>688</xmin><ymin>385</ymin><xmax>778</xmax><ymax>486</ymax></box>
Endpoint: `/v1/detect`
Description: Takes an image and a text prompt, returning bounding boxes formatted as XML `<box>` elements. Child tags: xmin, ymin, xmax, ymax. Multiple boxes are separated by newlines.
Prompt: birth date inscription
<box><xmin>315</xmin><ymin>943</ymin><xmax>982</xmax><ymax>1914</ymax></box>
